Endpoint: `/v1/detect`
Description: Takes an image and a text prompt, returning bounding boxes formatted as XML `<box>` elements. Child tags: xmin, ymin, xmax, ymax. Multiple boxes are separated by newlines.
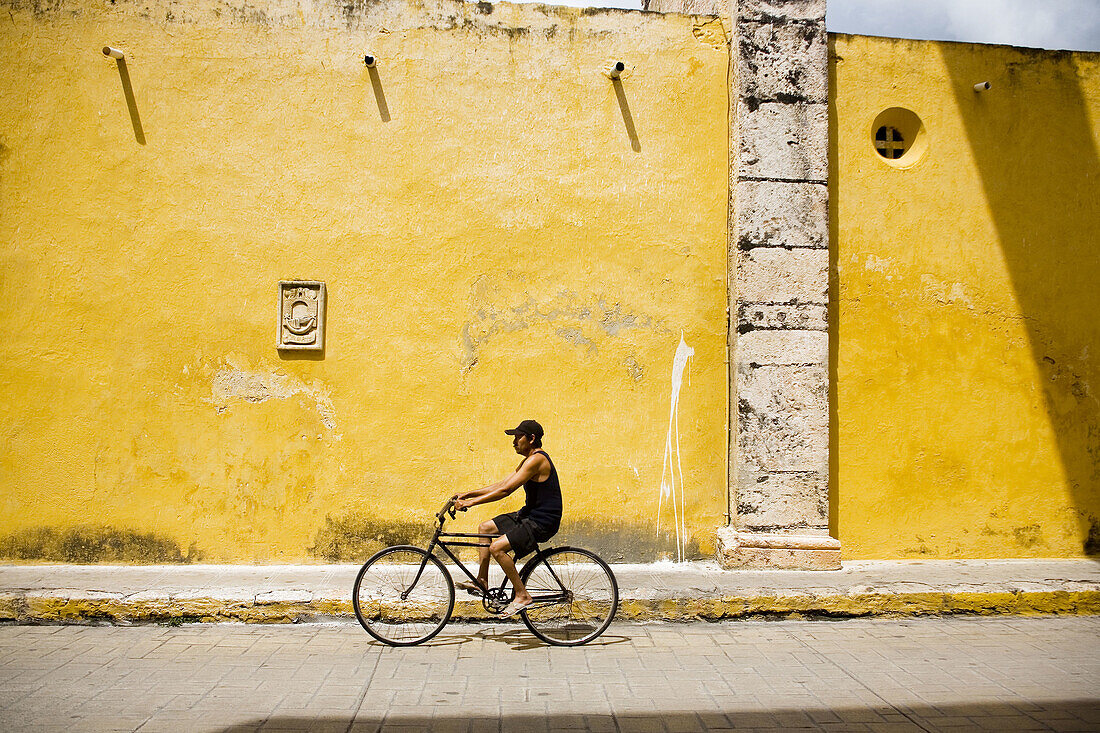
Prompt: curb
<box><xmin>3</xmin><ymin>591</ymin><xmax>1098</xmax><ymax>625</ymax></box>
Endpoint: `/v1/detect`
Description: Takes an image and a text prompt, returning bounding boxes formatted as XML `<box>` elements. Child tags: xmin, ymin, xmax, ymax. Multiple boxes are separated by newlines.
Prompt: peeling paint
<box><xmin>461</xmin><ymin>290</ymin><xmax>664</xmax><ymax>372</ymax></box>
<box><xmin>623</xmin><ymin>355</ymin><xmax>645</xmax><ymax>381</ymax></box>
<box><xmin>691</xmin><ymin>18</ymin><xmax>728</xmax><ymax>49</ymax></box>
<box><xmin>555</xmin><ymin>327</ymin><xmax>597</xmax><ymax>353</ymax></box>
<box><xmin>209</xmin><ymin>361</ymin><xmax>340</xmax><ymax>435</ymax></box>
<box><xmin>920</xmin><ymin>273</ymin><xmax>975</xmax><ymax>308</ymax></box>
<box><xmin>1013</xmin><ymin>524</ymin><xmax>1043</xmax><ymax>549</ymax></box>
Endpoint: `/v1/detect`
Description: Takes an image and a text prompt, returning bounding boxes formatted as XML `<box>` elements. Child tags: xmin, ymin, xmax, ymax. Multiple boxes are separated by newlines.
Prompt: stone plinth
<box><xmin>716</xmin><ymin>528</ymin><xmax>840</xmax><ymax>570</ymax></box>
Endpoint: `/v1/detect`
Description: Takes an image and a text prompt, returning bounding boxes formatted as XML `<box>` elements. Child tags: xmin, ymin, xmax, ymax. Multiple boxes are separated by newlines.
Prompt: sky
<box><xmin>827</xmin><ymin>0</ymin><xmax>1100</xmax><ymax>53</ymax></box>
<box><xmin>522</xmin><ymin>0</ymin><xmax>1100</xmax><ymax>53</ymax></box>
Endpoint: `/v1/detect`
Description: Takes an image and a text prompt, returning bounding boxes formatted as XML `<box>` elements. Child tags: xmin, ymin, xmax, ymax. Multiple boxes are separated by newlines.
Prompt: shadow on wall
<box><xmin>940</xmin><ymin>46</ymin><xmax>1100</xmax><ymax>554</ymax></box>
<box><xmin>214</xmin><ymin>700</ymin><xmax>1100</xmax><ymax>732</ymax></box>
<box><xmin>308</xmin><ymin>512</ymin><xmax>703</xmax><ymax>563</ymax></box>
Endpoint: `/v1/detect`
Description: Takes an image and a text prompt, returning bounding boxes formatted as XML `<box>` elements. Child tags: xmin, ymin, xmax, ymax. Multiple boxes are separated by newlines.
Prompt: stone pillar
<box><xmin>716</xmin><ymin>0</ymin><xmax>839</xmax><ymax>569</ymax></box>
<box><xmin>644</xmin><ymin>0</ymin><xmax>838</xmax><ymax>568</ymax></box>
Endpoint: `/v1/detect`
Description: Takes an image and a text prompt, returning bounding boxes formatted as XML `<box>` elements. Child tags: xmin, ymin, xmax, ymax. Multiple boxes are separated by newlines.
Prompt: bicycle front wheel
<box><xmin>519</xmin><ymin>547</ymin><xmax>618</xmax><ymax>646</ymax></box>
<box><xmin>352</xmin><ymin>545</ymin><xmax>455</xmax><ymax>646</ymax></box>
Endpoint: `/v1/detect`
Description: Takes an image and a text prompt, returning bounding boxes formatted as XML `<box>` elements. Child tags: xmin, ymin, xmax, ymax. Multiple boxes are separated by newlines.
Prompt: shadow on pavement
<box><xmin>217</xmin><ymin>699</ymin><xmax>1100</xmax><ymax>732</ymax></box>
<box><xmin>359</xmin><ymin>628</ymin><xmax>633</xmax><ymax>652</ymax></box>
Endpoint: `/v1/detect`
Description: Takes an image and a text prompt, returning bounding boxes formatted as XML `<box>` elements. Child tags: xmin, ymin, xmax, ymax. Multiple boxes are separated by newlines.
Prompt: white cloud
<box><xmin>827</xmin><ymin>0</ymin><xmax>1100</xmax><ymax>52</ymax></box>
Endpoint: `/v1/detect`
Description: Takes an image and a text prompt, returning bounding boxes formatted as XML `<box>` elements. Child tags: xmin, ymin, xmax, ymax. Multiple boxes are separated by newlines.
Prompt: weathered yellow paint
<box><xmin>2</xmin><ymin>591</ymin><xmax>1097</xmax><ymax>624</ymax></box>
<box><xmin>832</xmin><ymin>35</ymin><xmax>1100</xmax><ymax>558</ymax></box>
<box><xmin>4</xmin><ymin>3</ymin><xmax>1096</xmax><ymax>566</ymax></box>
<box><xmin>0</xmin><ymin>0</ymin><xmax>729</xmax><ymax>562</ymax></box>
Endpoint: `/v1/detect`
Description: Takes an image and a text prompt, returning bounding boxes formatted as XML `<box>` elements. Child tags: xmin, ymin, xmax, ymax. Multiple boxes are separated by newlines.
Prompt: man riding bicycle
<box><xmin>452</xmin><ymin>419</ymin><xmax>563</xmax><ymax>618</ymax></box>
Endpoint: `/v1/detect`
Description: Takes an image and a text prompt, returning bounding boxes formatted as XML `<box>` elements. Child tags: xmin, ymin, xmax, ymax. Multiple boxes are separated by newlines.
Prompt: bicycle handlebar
<box><xmin>435</xmin><ymin>497</ymin><xmax>468</xmax><ymax>523</ymax></box>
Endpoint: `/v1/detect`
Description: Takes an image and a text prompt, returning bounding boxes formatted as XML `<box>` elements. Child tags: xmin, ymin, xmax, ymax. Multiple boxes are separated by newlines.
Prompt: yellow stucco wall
<box><xmin>0</xmin><ymin>0</ymin><xmax>730</xmax><ymax>562</ymax></box>
<box><xmin>832</xmin><ymin>34</ymin><xmax>1100</xmax><ymax>558</ymax></box>
<box><xmin>4</xmin><ymin>3</ymin><xmax>1096</xmax><ymax>565</ymax></box>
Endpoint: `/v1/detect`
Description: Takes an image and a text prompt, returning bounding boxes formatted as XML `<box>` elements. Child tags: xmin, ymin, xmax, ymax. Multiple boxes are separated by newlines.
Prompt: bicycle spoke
<box><xmin>520</xmin><ymin>548</ymin><xmax>617</xmax><ymax>646</ymax></box>
<box><xmin>353</xmin><ymin>547</ymin><xmax>454</xmax><ymax>646</ymax></box>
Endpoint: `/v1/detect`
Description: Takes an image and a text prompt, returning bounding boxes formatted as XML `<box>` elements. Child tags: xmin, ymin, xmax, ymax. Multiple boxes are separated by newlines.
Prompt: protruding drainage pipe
<box><xmin>610</xmin><ymin>61</ymin><xmax>625</xmax><ymax>79</ymax></box>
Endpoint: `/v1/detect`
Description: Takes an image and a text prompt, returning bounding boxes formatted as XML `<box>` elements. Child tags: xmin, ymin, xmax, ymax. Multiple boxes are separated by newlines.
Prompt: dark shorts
<box><xmin>492</xmin><ymin>512</ymin><xmax>556</xmax><ymax>560</ymax></box>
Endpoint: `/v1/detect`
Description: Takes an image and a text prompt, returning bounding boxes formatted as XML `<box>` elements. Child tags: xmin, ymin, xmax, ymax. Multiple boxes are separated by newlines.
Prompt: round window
<box><xmin>875</xmin><ymin>125</ymin><xmax>906</xmax><ymax>159</ymax></box>
<box><xmin>870</xmin><ymin>108</ymin><xmax>927</xmax><ymax>168</ymax></box>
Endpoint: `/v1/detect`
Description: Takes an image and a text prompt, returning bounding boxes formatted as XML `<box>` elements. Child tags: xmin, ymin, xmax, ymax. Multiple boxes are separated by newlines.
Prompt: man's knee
<box><xmin>479</xmin><ymin>519</ymin><xmax>499</xmax><ymax>535</ymax></box>
<box><xmin>489</xmin><ymin>536</ymin><xmax>511</xmax><ymax>558</ymax></box>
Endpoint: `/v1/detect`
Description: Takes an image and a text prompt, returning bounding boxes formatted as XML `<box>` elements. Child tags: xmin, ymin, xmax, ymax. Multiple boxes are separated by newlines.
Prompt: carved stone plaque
<box><xmin>277</xmin><ymin>281</ymin><xmax>326</xmax><ymax>350</ymax></box>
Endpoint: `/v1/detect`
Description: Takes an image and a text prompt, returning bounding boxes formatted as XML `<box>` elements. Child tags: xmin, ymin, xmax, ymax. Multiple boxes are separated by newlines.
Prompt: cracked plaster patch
<box><xmin>460</xmin><ymin>291</ymin><xmax>667</xmax><ymax>373</ymax></box>
<box><xmin>209</xmin><ymin>363</ymin><xmax>340</xmax><ymax>435</ymax></box>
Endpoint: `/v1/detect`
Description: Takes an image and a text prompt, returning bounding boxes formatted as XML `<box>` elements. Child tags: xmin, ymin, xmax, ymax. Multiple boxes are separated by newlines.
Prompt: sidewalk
<box><xmin>4</xmin><ymin>618</ymin><xmax>1099</xmax><ymax>731</ymax></box>
<box><xmin>1</xmin><ymin>559</ymin><xmax>1097</xmax><ymax>624</ymax></box>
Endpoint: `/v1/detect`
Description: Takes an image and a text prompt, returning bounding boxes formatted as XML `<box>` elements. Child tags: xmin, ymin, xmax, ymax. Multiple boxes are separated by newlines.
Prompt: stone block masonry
<box><xmin>721</xmin><ymin>0</ymin><xmax>838</xmax><ymax>569</ymax></box>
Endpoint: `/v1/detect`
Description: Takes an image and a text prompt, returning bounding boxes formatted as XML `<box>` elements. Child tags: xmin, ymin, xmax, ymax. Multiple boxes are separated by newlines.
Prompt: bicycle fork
<box><xmin>400</xmin><ymin>542</ymin><xmax>438</xmax><ymax>601</ymax></box>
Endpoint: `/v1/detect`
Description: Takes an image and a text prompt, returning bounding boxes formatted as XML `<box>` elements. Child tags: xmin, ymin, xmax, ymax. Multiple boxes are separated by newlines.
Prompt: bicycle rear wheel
<box><xmin>519</xmin><ymin>547</ymin><xmax>618</xmax><ymax>646</ymax></box>
<box><xmin>353</xmin><ymin>545</ymin><xmax>454</xmax><ymax>646</ymax></box>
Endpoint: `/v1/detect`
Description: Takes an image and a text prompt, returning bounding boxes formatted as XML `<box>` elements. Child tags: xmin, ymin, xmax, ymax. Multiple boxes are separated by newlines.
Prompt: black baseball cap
<box><xmin>505</xmin><ymin>419</ymin><xmax>544</xmax><ymax>438</ymax></box>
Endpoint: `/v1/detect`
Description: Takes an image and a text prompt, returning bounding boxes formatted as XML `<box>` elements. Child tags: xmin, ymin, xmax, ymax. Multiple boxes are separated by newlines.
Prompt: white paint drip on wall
<box><xmin>657</xmin><ymin>333</ymin><xmax>694</xmax><ymax>562</ymax></box>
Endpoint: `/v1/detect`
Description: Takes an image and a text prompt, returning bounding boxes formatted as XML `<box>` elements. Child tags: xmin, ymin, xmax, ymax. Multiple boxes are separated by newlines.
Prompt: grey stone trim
<box><xmin>735</xmin><ymin>468</ymin><xmax>829</xmax><ymax>530</ymax></box>
<box><xmin>737</xmin><ymin>0</ymin><xmax>826</xmax><ymax>24</ymax></box>
<box><xmin>738</xmin><ymin>20</ymin><xmax>827</xmax><ymax>103</ymax></box>
<box><xmin>738</xmin><ymin>101</ymin><xmax>828</xmax><ymax>182</ymax></box>
<box><xmin>738</xmin><ymin>175</ymin><xmax>829</xmax><ymax>185</ymax></box>
<box><xmin>723</xmin><ymin>1</ymin><xmax>833</xmax><ymax>568</ymax></box>
<box><xmin>736</xmin><ymin>179</ymin><xmax>828</xmax><ymax>249</ymax></box>
<box><xmin>737</xmin><ymin>330</ymin><xmax>827</xmax><ymax>366</ymax></box>
<box><xmin>736</xmin><ymin>247</ymin><xmax>828</xmax><ymax>303</ymax></box>
<box><xmin>736</xmin><ymin>363</ymin><xmax>829</xmax><ymax>473</ymax></box>
<box><xmin>738</xmin><ymin>302</ymin><xmax>827</xmax><ymax>332</ymax></box>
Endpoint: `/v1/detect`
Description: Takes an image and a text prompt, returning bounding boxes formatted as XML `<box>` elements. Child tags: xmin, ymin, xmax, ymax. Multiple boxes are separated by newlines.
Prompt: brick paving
<box><xmin>1</xmin><ymin>617</ymin><xmax>1098</xmax><ymax>731</ymax></box>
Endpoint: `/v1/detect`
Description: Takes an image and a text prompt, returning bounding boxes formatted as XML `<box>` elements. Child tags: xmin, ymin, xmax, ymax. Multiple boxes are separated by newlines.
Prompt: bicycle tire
<box><xmin>519</xmin><ymin>546</ymin><xmax>618</xmax><ymax>646</ymax></box>
<box><xmin>352</xmin><ymin>545</ymin><xmax>455</xmax><ymax>646</ymax></box>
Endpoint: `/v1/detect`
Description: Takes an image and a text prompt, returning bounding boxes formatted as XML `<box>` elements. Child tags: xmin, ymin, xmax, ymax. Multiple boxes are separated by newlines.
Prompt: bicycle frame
<box><xmin>398</xmin><ymin>503</ymin><xmax>570</xmax><ymax>607</ymax></box>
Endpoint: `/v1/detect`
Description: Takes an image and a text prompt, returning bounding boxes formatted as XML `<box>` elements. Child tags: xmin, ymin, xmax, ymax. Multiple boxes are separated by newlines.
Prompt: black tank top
<box><xmin>517</xmin><ymin>450</ymin><xmax>562</xmax><ymax>533</ymax></box>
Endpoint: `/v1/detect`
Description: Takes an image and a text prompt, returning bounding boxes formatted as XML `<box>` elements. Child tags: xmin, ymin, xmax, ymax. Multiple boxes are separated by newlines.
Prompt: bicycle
<box><xmin>352</xmin><ymin>498</ymin><xmax>619</xmax><ymax>647</ymax></box>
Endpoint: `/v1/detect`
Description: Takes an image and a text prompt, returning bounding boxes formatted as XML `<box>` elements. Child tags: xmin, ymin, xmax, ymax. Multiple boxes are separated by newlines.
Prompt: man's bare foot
<box><xmin>455</xmin><ymin>579</ymin><xmax>487</xmax><ymax>596</ymax></box>
<box><xmin>498</xmin><ymin>598</ymin><xmax>533</xmax><ymax>618</ymax></box>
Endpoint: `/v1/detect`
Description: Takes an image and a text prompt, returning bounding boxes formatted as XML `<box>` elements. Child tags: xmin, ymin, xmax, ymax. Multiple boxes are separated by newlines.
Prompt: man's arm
<box><xmin>454</xmin><ymin>454</ymin><xmax>547</xmax><ymax>510</ymax></box>
<box><xmin>453</xmin><ymin>480</ymin><xmax>503</xmax><ymax>503</ymax></box>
